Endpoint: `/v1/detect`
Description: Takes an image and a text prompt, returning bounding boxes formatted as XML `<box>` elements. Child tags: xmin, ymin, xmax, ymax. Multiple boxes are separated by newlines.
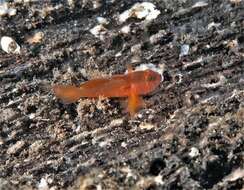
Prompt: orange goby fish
<box><xmin>53</xmin><ymin>68</ymin><xmax>161</xmax><ymax>116</ymax></box>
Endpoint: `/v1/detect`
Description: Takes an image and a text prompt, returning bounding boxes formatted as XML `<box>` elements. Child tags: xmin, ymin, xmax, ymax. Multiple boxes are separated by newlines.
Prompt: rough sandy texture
<box><xmin>0</xmin><ymin>0</ymin><xmax>243</xmax><ymax>189</ymax></box>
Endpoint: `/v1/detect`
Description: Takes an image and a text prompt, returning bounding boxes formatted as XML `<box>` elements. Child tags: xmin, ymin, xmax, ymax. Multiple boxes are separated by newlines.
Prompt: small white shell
<box><xmin>0</xmin><ymin>36</ymin><xmax>20</xmax><ymax>54</ymax></box>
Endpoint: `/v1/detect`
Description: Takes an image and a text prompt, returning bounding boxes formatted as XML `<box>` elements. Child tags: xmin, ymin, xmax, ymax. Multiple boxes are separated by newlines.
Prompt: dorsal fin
<box><xmin>127</xmin><ymin>64</ymin><xmax>133</xmax><ymax>73</ymax></box>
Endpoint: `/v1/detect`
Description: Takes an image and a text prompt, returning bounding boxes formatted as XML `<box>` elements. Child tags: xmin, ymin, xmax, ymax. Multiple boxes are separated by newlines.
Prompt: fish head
<box><xmin>143</xmin><ymin>69</ymin><xmax>162</xmax><ymax>93</ymax></box>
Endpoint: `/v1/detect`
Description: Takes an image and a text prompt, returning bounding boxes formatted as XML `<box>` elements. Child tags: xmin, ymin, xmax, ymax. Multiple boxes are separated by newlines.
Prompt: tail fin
<box><xmin>53</xmin><ymin>85</ymin><xmax>82</xmax><ymax>104</ymax></box>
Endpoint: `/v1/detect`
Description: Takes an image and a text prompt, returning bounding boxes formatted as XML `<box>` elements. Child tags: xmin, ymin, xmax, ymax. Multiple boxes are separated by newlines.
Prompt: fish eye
<box><xmin>147</xmin><ymin>75</ymin><xmax>156</xmax><ymax>81</ymax></box>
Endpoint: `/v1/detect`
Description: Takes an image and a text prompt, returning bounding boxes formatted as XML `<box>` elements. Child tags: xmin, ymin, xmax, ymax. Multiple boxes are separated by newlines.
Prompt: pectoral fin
<box><xmin>127</xmin><ymin>93</ymin><xmax>144</xmax><ymax>117</ymax></box>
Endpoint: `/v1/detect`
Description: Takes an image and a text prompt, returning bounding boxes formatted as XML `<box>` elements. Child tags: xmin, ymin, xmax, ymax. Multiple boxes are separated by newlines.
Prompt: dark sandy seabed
<box><xmin>0</xmin><ymin>0</ymin><xmax>243</xmax><ymax>189</ymax></box>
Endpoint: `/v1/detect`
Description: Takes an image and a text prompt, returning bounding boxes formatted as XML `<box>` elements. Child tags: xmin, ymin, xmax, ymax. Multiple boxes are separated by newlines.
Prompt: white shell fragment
<box><xmin>139</xmin><ymin>122</ymin><xmax>155</xmax><ymax>130</ymax></box>
<box><xmin>189</xmin><ymin>147</ymin><xmax>200</xmax><ymax>158</ymax></box>
<box><xmin>1</xmin><ymin>36</ymin><xmax>20</xmax><ymax>54</ymax></box>
<box><xmin>207</xmin><ymin>22</ymin><xmax>221</xmax><ymax>30</ymax></box>
<box><xmin>90</xmin><ymin>25</ymin><xmax>107</xmax><ymax>38</ymax></box>
<box><xmin>90</xmin><ymin>17</ymin><xmax>109</xmax><ymax>39</ymax></box>
<box><xmin>119</xmin><ymin>2</ymin><xmax>161</xmax><ymax>23</ymax></box>
<box><xmin>0</xmin><ymin>2</ymin><xmax>17</xmax><ymax>17</ymax></box>
<box><xmin>192</xmin><ymin>1</ymin><xmax>208</xmax><ymax>8</ymax></box>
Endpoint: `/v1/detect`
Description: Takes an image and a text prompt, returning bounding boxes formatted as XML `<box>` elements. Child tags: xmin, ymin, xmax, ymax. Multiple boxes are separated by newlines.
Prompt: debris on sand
<box><xmin>119</xmin><ymin>2</ymin><xmax>160</xmax><ymax>23</ymax></box>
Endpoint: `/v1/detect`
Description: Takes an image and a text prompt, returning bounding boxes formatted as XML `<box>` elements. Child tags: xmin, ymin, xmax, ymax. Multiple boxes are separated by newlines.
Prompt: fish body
<box><xmin>53</xmin><ymin>69</ymin><xmax>161</xmax><ymax>116</ymax></box>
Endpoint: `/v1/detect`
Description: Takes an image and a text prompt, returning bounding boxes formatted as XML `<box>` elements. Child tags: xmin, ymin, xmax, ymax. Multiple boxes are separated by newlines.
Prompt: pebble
<box><xmin>110</xmin><ymin>119</ymin><xmax>123</xmax><ymax>127</ymax></box>
<box><xmin>7</xmin><ymin>140</ymin><xmax>25</xmax><ymax>155</ymax></box>
<box><xmin>139</xmin><ymin>122</ymin><xmax>155</xmax><ymax>130</ymax></box>
<box><xmin>131</xmin><ymin>44</ymin><xmax>141</xmax><ymax>54</ymax></box>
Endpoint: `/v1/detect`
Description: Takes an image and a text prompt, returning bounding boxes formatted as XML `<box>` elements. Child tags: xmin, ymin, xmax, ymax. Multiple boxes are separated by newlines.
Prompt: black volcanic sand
<box><xmin>0</xmin><ymin>0</ymin><xmax>243</xmax><ymax>189</ymax></box>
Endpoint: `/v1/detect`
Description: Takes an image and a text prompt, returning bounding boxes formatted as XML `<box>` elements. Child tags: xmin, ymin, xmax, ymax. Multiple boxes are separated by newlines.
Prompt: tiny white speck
<box><xmin>120</xmin><ymin>25</ymin><xmax>131</xmax><ymax>34</ymax></box>
<box><xmin>7</xmin><ymin>100</ymin><xmax>14</xmax><ymax>106</ymax></box>
<box><xmin>99</xmin><ymin>141</ymin><xmax>110</xmax><ymax>147</ymax></box>
<box><xmin>75</xmin><ymin>125</ymin><xmax>81</xmax><ymax>133</ymax></box>
<box><xmin>121</xmin><ymin>142</ymin><xmax>127</xmax><ymax>147</ymax></box>
<box><xmin>11</xmin><ymin>88</ymin><xmax>18</xmax><ymax>93</ymax></box>
<box><xmin>206</xmin><ymin>44</ymin><xmax>210</xmax><ymax>48</ymax></box>
<box><xmin>28</xmin><ymin>113</ymin><xmax>35</xmax><ymax>120</ymax></box>
<box><xmin>115</xmin><ymin>52</ymin><xmax>122</xmax><ymax>57</ymax></box>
